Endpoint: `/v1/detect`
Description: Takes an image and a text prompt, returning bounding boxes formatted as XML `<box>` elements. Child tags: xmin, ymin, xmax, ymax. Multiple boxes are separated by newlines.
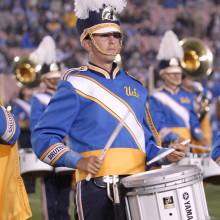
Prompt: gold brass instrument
<box><xmin>13</xmin><ymin>56</ymin><xmax>41</xmax><ymax>87</ymax></box>
<box><xmin>179</xmin><ymin>38</ymin><xmax>213</xmax><ymax>79</ymax></box>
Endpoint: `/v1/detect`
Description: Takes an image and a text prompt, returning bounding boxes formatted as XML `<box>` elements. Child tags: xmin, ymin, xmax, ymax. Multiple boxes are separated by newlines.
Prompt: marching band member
<box><xmin>31</xmin><ymin>1</ymin><xmax>186</xmax><ymax>220</ymax></box>
<box><xmin>182</xmin><ymin>75</ymin><xmax>212</xmax><ymax>153</ymax></box>
<box><xmin>30</xmin><ymin>36</ymin><xmax>72</xmax><ymax>220</ymax></box>
<box><xmin>0</xmin><ymin>103</ymin><xmax>32</xmax><ymax>220</ymax></box>
<box><xmin>149</xmin><ymin>30</ymin><xmax>206</xmax><ymax>147</ymax></box>
<box><xmin>12</xmin><ymin>86</ymin><xmax>36</xmax><ymax>193</ymax></box>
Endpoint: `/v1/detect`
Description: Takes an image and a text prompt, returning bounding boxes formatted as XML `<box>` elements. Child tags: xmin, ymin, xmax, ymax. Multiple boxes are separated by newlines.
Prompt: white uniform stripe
<box><xmin>152</xmin><ymin>92</ymin><xmax>190</xmax><ymax>128</ymax></box>
<box><xmin>67</xmin><ymin>75</ymin><xmax>145</xmax><ymax>152</ymax></box>
<box><xmin>76</xmin><ymin>182</ymin><xmax>85</xmax><ymax>220</ymax></box>
<box><xmin>1</xmin><ymin>107</ymin><xmax>15</xmax><ymax>142</ymax></box>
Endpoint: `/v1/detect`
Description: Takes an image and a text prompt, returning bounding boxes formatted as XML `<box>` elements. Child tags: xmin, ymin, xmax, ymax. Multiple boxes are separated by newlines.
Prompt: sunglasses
<box><xmin>93</xmin><ymin>32</ymin><xmax>122</xmax><ymax>39</ymax></box>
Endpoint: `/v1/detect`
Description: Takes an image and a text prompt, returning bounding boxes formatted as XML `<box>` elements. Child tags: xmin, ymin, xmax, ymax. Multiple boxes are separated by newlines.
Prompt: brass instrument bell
<box><xmin>179</xmin><ymin>38</ymin><xmax>213</xmax><ymax>79</ymax></box>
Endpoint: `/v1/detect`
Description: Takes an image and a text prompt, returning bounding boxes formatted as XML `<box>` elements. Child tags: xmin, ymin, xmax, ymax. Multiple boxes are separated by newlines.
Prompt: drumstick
<box><xmin>86</xmin><ymin>111</ymin><xmax>130</xmax><ymax>181</ymax></box>
<box><xmin>147</xmin><ymin>148</ymin><xmax>175</xmax><ymax>166</ymax></box>
<box><xmin>147</xmin><ymin>139</ymin><xmax>191</xmax><ymax>166</ymax></box>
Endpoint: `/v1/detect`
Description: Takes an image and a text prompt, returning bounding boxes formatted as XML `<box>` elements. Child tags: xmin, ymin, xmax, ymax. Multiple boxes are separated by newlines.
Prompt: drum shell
<box><xmin>19</xmin><ymin>148</ymin><xmax>53</xmax><ymax>177</ymax></box>
<box><xmin>121</xmin><ymin>165</ymin><xmax>210</xmax><ymax>220</ymax></box>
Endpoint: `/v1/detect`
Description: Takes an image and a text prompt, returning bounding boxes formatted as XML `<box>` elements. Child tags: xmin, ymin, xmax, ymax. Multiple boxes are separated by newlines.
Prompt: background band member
<box><xmin>30</xmin><ymin>36</ymin><xmax>72</xmax><ymax>220</ymax></box>
<box><xmin>149</xmin><ymin>30</ymin><xmax>206</xmax><ymax>147</ymax></box>
<box><xmin>31</xmin><ymin>2</ymin><xmax>186</xmax><ymax>220</ymax></box>
<box><xmin>182</xmin><ymin>75</ymin><xmax>212</xmax><ymax>153</ymax></box>
<box><xmin>0</xmin><ymin>103</ymin><xmax>32</xmax><ymax>220</ymax></box>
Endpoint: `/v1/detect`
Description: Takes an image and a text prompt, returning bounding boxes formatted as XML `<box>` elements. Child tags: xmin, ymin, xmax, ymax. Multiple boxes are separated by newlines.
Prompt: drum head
<box><xmin>121</xmin><ymin>165</ymin><xmax>201</xmax><ymax>188</ymax></box>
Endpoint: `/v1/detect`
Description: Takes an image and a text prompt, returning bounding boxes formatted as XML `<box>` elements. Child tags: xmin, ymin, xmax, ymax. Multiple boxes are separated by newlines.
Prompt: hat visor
<box><xmin>160</xmin><ymin>66</ymin><xmax>182</xmax><ymax>75</ymax></box>
<box><xmin>80</xmin><ymin>23</ymin><xmax>121</xmax><ymax>43</ymax></box>
<box><xmin>92</xmin><ymin>26</ymin><xmax>121</xmax><ymax>34</ymax></box>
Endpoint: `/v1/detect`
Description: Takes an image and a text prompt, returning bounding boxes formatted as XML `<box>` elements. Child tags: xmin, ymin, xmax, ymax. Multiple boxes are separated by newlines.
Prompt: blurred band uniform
<box><xmin>31</xmin><ymin>1</ymin><xmax>186</xmax><ymax>220</ymax></box>
<box><xmin>182</xmin><ymin>75</ymin><xmax>212</xmax><ymax>153</ymax></box>
<box><xmin>12</xmin><ymin>86</ymin><xmax>36</xmax><ymax>193</ymax></box>
<box><xmin>212</xmin><ymin>132</ymin><xmax>220</xmax><ymax>165</ymax></box>
<box><xmin>0</xmin><ymin>103</ymin><xmax>32</xmax><ymax>220</ymax></box>
<box><xmin>30</xmin><ymin>36</ymin><xmax>72</xmax><ymax>220</ymax></box>
<box><xmin>149</xmin><ymin>30</ymin><xmax>206</xmax><ymax>147</ymax></box>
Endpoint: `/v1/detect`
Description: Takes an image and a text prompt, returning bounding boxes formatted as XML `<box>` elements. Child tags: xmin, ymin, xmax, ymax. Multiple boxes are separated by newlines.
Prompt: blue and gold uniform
<box><xmin>32</xmin><ymin>63</ymin><xmax>162</xmax><ymax>182</ymax></box>
<box><xmin>0</xmin><ymin>104</ymin><xmax>32</xmax><ymax>220</ymax></box>
<box><xmin>149</xmin><ymin>87</ymin><xmax>204</xmax><ymax>145</ymax></box>
<box><xmin>0</xmin><ymin>105</ymin><xmax>20</xmax><ymax>145</ymax></box>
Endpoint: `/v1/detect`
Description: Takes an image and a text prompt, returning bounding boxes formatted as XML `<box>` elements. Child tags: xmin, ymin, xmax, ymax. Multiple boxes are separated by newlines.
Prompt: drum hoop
<box><xmin>121</xmin><ymin>165</ymin><xmax>201</xmax><ymax>188</ymax></box>
<box><xmin>125</xmin><ymin>174</ymin><xmax>202</xmax><ymax>196</ymax></box>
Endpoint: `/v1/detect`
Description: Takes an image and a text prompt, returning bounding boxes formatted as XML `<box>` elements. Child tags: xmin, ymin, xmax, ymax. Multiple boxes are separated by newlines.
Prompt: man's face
<box><xmin>163</xmin><ymin>71</ymin><xmax>182</xmax><ymax>87</ymax></box>
<box><xmin>182</xmin><ymin>76</ymin><xmax>194</xmax><ymax>91</ymax></box>
<box><xmin>86</xmin><ymin>32</ymin><xmax>122</xmax><ymax>63</ymax></box>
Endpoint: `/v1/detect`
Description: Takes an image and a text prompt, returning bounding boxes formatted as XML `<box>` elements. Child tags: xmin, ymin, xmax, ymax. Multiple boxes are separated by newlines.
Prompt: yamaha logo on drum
<box><xmin>183</xmin><ymin>192</ymin><xmax>189</xmax><ymax>200</ymax></box>
<box><xmin>182</xmin><ymin>192</ymin><xmax>194</xmax><ymax>219</ymax></box>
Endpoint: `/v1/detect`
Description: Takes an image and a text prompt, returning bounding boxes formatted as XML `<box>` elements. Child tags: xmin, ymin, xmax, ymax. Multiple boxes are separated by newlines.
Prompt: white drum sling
<box><xmin>121</xmin><ymin>165</ymin><xmax>210</xmax><ymax>220</ymax></box>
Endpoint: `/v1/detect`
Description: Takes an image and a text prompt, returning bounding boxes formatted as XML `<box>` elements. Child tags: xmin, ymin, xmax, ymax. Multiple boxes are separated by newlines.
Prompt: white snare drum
<box><xmin>203</xmin><ymin>157</ymin><xmax>220</xmax><ymax>185</ymax></box>
<box><xmin>54</xmin><ymin>167</ymin><xmax>75</xmax><ymax>175</ymax></box>
<box><xmin>19</xmin><ymin>148</ymin><xmax>53</xmax><ymax>177</ymax></box>
<box><xmin>121</xmin><ymin>165</ymin><xmax>210</xmax><ymax>220</ymax></box>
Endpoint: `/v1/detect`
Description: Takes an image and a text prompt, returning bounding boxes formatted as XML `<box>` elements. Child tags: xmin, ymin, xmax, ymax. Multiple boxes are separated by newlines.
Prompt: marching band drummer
<box><xmin>0</xmin><ymin>103</ymin><xmax>32</xmax><ymax>220</ymax></box>
<box><xmin>149</xmin><ymin>31</ymin><xmax>206</xmax><ymax>147</ymax></box>
<box><xmin>31</xmin><ymin>1</ymin><xmax>187</xmax><ymax>220</ymax></box>
<box><xmin>30</xmin><ymin>36</ymin><xmax>72</xmax><ymax>220</ymax></box>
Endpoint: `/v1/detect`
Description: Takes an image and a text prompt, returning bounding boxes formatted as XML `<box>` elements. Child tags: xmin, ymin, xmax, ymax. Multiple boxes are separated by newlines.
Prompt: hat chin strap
<box><xmin>89</xmin><ymin>33</ymin><xmax>122</xmax><ymax>56</ymax></box>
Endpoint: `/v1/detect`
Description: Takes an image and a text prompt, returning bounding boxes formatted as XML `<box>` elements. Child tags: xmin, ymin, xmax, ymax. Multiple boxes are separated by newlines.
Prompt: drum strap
<box><xmin>103</xmin><ymin>175</ymin><xmax>126</xmax><ymax>220</ymax></box>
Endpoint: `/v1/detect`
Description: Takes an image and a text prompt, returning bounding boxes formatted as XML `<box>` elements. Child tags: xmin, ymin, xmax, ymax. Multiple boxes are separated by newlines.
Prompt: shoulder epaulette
<box><xmin>125</xmin><ymin>72</ymin><xmax>144</xmax><ymax>86</ymax></box>
<box><xmin>62</xmin><ymin>66</ymin><xmax>88</xmax><ymax>80</ymax></box>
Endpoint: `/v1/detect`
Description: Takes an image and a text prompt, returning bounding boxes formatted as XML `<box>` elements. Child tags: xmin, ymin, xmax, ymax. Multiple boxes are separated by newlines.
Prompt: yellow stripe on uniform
<box><xmin>75</xmin><ymin>148</ymin><xmax>146</xmax><ymax>182</ymax></box>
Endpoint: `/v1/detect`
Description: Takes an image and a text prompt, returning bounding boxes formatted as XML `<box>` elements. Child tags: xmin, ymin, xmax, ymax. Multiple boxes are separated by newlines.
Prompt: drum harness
<box><xmin>93</xmin><ymin>175</ymin><xmax>127</xmax><ymax>220</ymax></box>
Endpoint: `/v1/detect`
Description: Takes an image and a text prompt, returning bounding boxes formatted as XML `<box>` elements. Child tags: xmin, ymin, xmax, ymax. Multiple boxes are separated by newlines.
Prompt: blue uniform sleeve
<box><xmin>0</xmin><ymin>105</ymin><xmax>20</xmax><ymax>145</ymax></box>
<box><xmin>143</xmin><ymin>107</ymin><xmax>172</xmax><ymax>166</ymax></box>
<box><xmin>30</xmin><ymin>96</ymin><xmax>45</xmax><ymax>132</ymax></box>
<box><xmin>212</xmin><ymin>132</ymin><xmax>220</xmax><ymax>161</ymax></box>
<box><xmin>143</xmin><ymin>105</ymin><xmax>161</xmax><ymax>161</ymax></box>
<box><xmin>148</xmin><ymin>96</ymin><xmax>179</xmax><ymax>144</ymax></box>
<box><xmin>148</xmin><ymin>96</ymin><xmax>164</xmax><ymax>132</ymax></box>
<box><xmin>31</xmin><ymin>80</ymin><xmax>82</xmax><ymax>168</ymax></box>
